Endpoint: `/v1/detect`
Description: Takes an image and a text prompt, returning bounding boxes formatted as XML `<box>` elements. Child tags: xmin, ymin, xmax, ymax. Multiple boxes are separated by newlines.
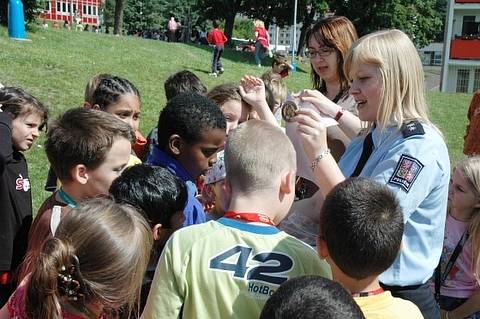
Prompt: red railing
<box><xmin>450</xmin><ymin>39</ymin><xmax>480</xmax><ymax>59</ymax></box>
<box><xmin>455</xmin><ymin>0</ymin><xmax>480</xmax><ymax>3</ymax></box>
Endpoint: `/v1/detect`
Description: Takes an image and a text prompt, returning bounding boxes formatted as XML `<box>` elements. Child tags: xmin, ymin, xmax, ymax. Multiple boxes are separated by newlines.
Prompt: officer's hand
<box><xmin>292</xmin><ymin>107</ymin><xmax>329</xmax><ymax>162</ymax></box>
<box><xmin>298</xmin><ymin>89</ymin><xmax>341</xmax><ymax>118</ymax></box>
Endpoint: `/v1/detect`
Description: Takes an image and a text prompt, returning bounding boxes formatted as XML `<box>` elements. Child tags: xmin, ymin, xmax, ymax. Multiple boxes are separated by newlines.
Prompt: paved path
<box><xmin>424</xmin><ymin>66</ymin><xmax>441</xmax><ymax>91</ymax></box>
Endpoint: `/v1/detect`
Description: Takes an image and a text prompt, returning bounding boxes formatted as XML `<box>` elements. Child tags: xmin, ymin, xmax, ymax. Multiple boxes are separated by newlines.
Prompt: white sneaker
<box><xmin>208</xmin><ymin>72</ymin><xmax>218</xmax><ymax>77</ymax></box>
<box><xmin>257</xmin><ymin>64</ymin><xmax>262</xmax><ymax>67</ymax></box>
<box><xmin>218</xmin><ymin>67</ymin><xmax>224</xmax><ymax>74</ymax></box>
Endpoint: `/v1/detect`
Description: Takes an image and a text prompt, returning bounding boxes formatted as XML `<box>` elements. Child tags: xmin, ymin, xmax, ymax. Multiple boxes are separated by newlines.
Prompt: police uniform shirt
<box><xmin>339</xmin><ymin>121</ymin><xmax>450</xmax><ymax>286</ymax></box>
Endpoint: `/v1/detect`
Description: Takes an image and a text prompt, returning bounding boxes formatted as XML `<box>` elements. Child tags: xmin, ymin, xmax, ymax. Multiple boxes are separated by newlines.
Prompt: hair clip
<box><xmin>57</xmin><ymin>254</ymin><xmax>85</xmax><ymax>301</ymax></box>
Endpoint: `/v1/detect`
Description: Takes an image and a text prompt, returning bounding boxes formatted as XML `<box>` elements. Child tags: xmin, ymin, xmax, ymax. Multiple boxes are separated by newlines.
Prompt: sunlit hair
<box><xmin>254</xmin><ymin>19</ymin><xmax>265</xmax><ymax>29</ymax></box>
<box><xmin>306</xmin><ymin>16</ymin><xmax>358</xmax><ymax>93</ymax></box>
<box><xmin>25</xmin><ymin>198</ymin><xmax>152</xmax><ymax>319</ymax></box>
<box><xmin>45</xmin><ymin>108</ymin><xmax>134</xmax><ymax>181</ymax></box>
<box><xmin>454</xmin><ymin>157</ymin><xmax>480</xmax><ymax>281</ymax></box>
<box><xmin>207</xmin><ymin>83</ymin><xmax>242</xmax><ymax>106</ymax></box>
<box><xmin>344</xmin><ymin>29</ymin><xmax>431</xmax><ymax>130</ymax></box>
<box><xmin>84</xmin><ymin>73</ymin><xmax>111</xmax><ymax>105</ymax></box>
<box><xmin>224</xmin><ymin>120</ymin><xmax>296</xmax><ymax>194</ymax></box>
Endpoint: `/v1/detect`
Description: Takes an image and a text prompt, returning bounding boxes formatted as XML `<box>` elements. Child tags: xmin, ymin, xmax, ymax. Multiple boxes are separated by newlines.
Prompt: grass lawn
<box><xmin>0</xmin><ymin>26</ymin><xmax>472</xmax><ymax>211</ymax></box>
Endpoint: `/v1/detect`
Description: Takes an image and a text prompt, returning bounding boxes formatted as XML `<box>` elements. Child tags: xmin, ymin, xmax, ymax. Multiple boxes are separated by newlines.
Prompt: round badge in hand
<box><xmin>281</xmin><ymin>100</ymin><xmax>299</xmax><ymax>122</ymax></box>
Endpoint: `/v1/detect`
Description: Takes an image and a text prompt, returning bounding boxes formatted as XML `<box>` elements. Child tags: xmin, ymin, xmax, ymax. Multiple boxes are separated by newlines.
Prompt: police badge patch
<box><xmin>388</xmin><ymin>155</ymin><xmax>424</xmax><ymax>192</ymax></box>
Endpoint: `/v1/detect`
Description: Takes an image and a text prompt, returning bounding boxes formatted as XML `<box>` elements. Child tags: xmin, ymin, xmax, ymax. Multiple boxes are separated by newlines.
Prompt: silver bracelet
<box><xmin>311</xmin><ymin>148</ymin><xmax>331</xmax><ymax>171</ymax></box>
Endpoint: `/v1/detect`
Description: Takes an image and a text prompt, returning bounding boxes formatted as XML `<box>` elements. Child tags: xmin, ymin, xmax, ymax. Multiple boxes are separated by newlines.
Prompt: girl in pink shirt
<box><xmin>438</xmin><ymin>157</ymin><xmax>480</xmax><ymax>319</ymax></box>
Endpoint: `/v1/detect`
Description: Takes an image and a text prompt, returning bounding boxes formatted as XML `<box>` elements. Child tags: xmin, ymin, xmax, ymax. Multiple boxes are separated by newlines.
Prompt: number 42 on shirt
<box><xmin>209</xmin><ymin>245</ymin><xmax>294</xmax><ymax>285</ymax></box>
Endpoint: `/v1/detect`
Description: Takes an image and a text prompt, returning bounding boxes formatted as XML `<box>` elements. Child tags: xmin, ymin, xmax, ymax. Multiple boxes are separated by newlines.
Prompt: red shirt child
<box><xmin>207</xmin><ymin>27</ymin><xmax>227</xmax><ymax>46</ymax></box>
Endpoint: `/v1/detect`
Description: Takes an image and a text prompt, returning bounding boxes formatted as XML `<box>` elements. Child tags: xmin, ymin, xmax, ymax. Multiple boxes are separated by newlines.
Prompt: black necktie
<box><xmin>351</xmin><ymin>132</ymin><xmax>373</xmax><ymax>177</ymax></box>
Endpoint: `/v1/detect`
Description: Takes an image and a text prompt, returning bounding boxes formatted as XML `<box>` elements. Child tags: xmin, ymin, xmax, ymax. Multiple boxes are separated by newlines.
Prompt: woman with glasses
<box><xmin>303</xmin><ymin>16</ymin><xmax>360</xmax><ymax>160</ymax></box>
<box><xmin>286</xmin><ymin>16</ymin><xmax>359</xmax><ymax>205</ymax></box>
<box><xmin>280</xmin><ymin>16</ymin><xmax>360</xmax><ymax>248</ymax></box>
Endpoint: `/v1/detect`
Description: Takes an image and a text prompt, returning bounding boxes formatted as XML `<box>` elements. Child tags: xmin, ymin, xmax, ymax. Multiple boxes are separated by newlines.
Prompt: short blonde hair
<box><xmin>261</xmin><ymin>71</ymin><xmax>287</xmax><ymax>112</ymax></box>
<box><xmin>344</xmin><ymin>29</ymin><xmax>430</xmax><ymax>130</ymax></box>
<box><xmin>224</xmin><ymin>120</ymin><xmax>296</xmax><ymax>194</ymax></box>
<box><xmin>254</xmin><ymin>19</ymin><xmax>265</xmax><ymax>29</ymax></box>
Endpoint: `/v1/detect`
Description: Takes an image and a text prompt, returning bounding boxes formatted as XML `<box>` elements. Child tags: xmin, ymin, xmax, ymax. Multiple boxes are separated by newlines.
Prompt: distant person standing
<box><xmin>199</xmin><ymin>28</ymin><xmax>208</xmax><ymax>45</ymax></box>
<box><xmin>254</xmin><ymin>19</ymin><xmax>270</xmax><ymax>67</ymax></box>
<box><xmin>167</xmin><ymin>16</ymin><xmax>178</xmax><ymax>42</ymax></box>
<box><xmin>207</xmin><ymin>20</ymin><xmax>228</xmax><ymax>77</ymax></box>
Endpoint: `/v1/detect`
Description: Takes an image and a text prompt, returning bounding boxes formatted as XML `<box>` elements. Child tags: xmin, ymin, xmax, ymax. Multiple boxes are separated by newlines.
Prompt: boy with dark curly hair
<box><xmin>146</xmin><ymin>92</ymin><xmax>226</xmax><ymax>226</ymax></box>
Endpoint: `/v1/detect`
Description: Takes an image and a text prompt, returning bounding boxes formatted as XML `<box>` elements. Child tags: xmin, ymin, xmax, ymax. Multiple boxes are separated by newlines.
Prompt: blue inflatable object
<box><xmin>8</xmin><ymin>0</ymin><xmax>26</xmax><ymax>40</ymax></box>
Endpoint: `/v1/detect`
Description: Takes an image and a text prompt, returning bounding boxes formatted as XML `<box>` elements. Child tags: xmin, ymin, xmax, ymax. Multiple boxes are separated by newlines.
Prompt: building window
<box><xmin>93</xmin><ymin>6</ymin><xmax>97</xmax><ymax>15</ymax></box>
<box><xmin>474</xmin><ymin>69</ymin><xmax>480</xmax><ymax>91</ymax></box>
<box><xmin>62</xmin><ymin>2</ymin><xmax>66</xmax><ymax>12</ymax></box>
<box><xmin>87</xmin><ymin>5</ymin><xmax>92</xmax><ymax>15</ymax></box>
<box><xmin>83</xmin><ymin>5</ymin><xmax>86</xmax><ymax>14</ymax></box>
<box><xmin>56</xmin><ymin>1</ymin><xmax>61</xmax><ymax>11</ymax></box>
<box><xmin>433</xmin><ymin>52</ymin><xmax>442</xmax><ymax>66</ymax></box>
<box><xmin>457</xmin><ymin>69</ymin><xmax>470</xmax><ymax>93</ymax></box>
<box><xmin>462</xmin><ymin>16</ymin><xmax>476</xmax><ymax>36</ymax></box>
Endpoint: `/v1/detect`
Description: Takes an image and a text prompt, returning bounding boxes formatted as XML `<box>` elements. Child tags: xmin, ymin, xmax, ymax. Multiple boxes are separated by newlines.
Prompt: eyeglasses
<box><xmin>306</xmin><ymin>47</ymin><xmax>335</xmax><ymax>58</ymax></box>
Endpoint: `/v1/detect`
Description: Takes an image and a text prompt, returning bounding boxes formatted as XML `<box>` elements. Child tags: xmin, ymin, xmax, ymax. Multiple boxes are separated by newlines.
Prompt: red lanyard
<box><xmin>351</xmin><ymin>287</ymin><xmax>384</xmax><ymax>297</ymax></box>
<box><xmin>224</xmin><ymin>211</ymin><xmax>276</xmax><ymax>226</ymax></box>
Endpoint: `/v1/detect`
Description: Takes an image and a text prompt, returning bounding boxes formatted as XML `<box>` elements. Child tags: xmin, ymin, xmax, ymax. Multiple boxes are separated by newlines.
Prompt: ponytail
<box><xmin>25</xmin><ymin>238</ymin><xmax>83</xmax><ymax>319</ymax></box>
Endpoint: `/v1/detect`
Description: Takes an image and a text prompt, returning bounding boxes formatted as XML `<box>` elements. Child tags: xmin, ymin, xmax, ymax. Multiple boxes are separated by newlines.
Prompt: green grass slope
<box><xmin>0</xmin><ymin>26</ymin><xmax>472</xmax><ymax>210</ymax></box>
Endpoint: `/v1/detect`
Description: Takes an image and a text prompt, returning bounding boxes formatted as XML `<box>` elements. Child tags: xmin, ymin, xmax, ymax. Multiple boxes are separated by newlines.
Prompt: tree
<box><xmin>297</xmin><ymin>1</ymin><xmax>328</xmax><ymax>57</ymax></box>
<box><xmin>113</xmin><ymin>0</ymin><xmax>125</xmax><ymax>34</ymax></box>
<box><xmin>433</xmin><ymin>0</ymin><xmax>448</xmax><ymax>41</ymax></box>
<box><xmin>0</xmin><ymin>0</ymin><xmax>40</xmax><ymax>27</ymax></box>
<box><xmin>241</xmin><ymin>0</ymin><xmax>329</xmax><ymax>55</ymax></box>
<box><xmin>329</xmin><ymin>0</ymin><xmax>443</xmax><ymax>47</ymax></box>
<box><xmin>195</xmin><ymin>0</ymin><xmax>243</xmax><ymax>44</ymax></box>
<box><xmin>232</xmin><ymin>16</ymin><xmax>254</xmax><ymax>40</ymax></box>
<box><xmin>123</xmin><ymin>0</ymin><xmax>165</xmax><ymax>32</ymax></box>
<box><xmin>101</xmin><ymin>0</ymin><xmax>116</xmax><ymax>32</ymax></box>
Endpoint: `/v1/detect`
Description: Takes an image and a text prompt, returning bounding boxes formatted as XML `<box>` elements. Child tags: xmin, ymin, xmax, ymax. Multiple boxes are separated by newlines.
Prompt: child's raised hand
<box><xmin>292</xmin><ymin>107</ymin><xmax>329</xmax><ymax>161</ymax></box>
<box><xmin>239</xmin><ymin>75</ymin><xmax>268</xmax><ymax>110</ymax></box>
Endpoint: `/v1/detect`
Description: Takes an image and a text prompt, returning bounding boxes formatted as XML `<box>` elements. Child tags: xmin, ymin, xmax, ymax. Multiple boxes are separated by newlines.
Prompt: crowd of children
<box><xmin>1</xmin><ymin>15</ymin><xmax>480</xmax><ymax>319</ymax></box>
